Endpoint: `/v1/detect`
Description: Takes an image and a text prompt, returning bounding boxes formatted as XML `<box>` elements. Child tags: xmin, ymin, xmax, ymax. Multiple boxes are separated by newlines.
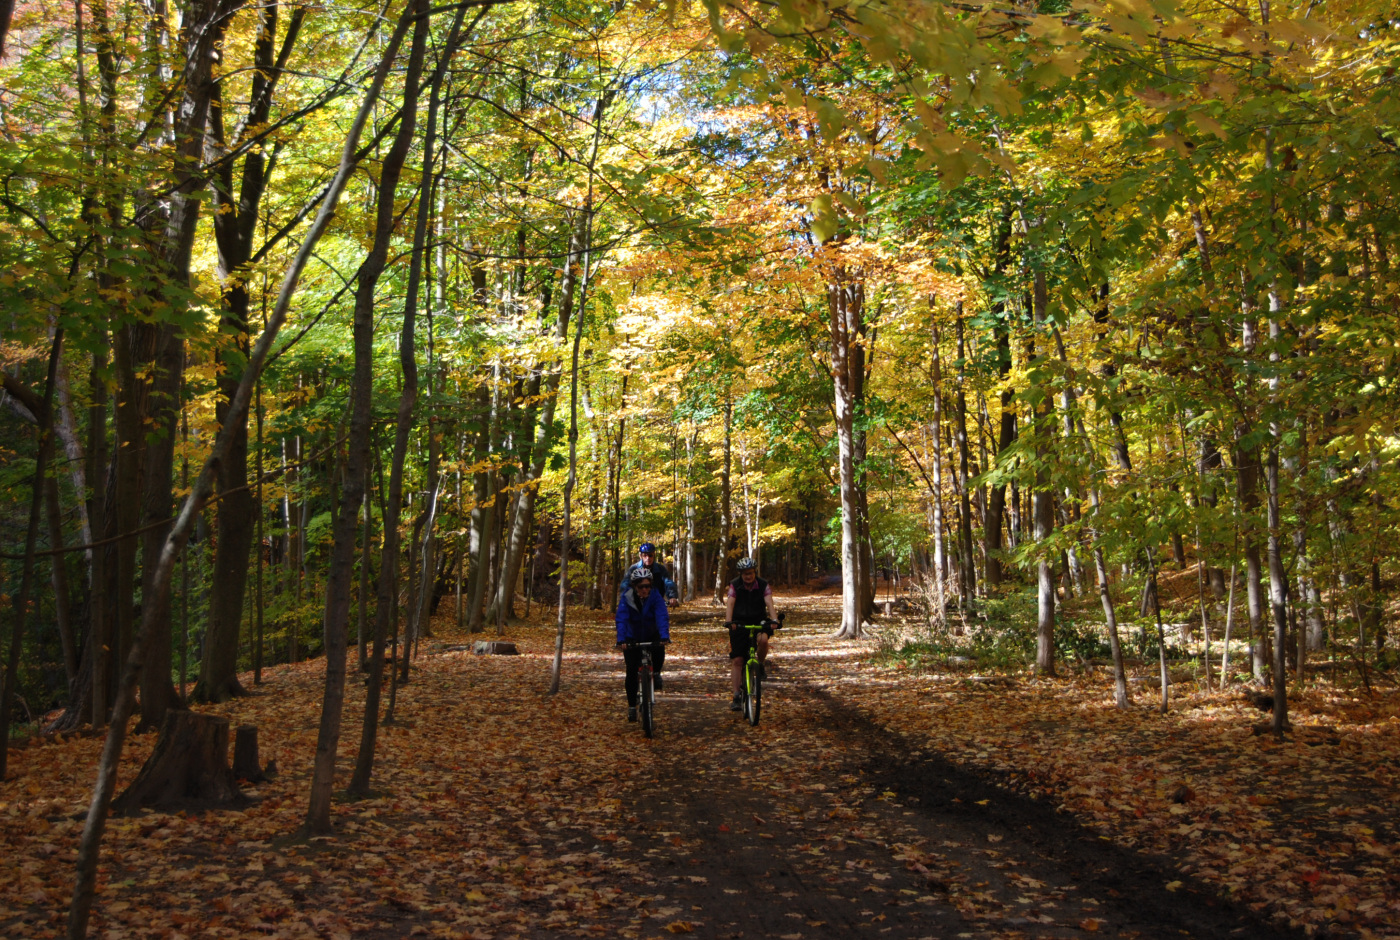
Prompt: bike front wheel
<box><xmin>640</xmin><ymin>664</ymin><xmax>655</xmax><ymax>738</ymax></box>
<box><xmin>745</xmin><ymin>659</ymin><xmax>762</xmax><ymax>726</ymax></box>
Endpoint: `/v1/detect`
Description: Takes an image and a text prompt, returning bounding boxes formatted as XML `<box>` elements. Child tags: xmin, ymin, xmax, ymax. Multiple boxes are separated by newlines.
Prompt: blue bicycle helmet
<box><xmin>638</xmin><ymin>542</ymin><xmax>656</xmax><ymax>555</ymax></box>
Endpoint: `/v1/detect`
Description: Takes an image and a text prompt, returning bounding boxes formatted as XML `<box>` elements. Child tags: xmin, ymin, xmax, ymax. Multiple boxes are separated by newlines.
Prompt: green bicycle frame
<box><xmin>742</xmin><ymin>625</ymin><xmax>765</xmax><ymax>697</ymax></box>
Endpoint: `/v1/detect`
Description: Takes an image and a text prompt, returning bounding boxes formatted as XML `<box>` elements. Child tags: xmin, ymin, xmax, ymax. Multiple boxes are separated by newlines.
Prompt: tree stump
<box><xmin>232</xmin><ymin>724</ymin><xmax>269</xmax><ymax>783</ymax></box>
<box><xmin>112</xmin><ymin>711</ymin><xmax>246</xmax><ymax>815</ymax></box>
<box><xmin>473</xmin><ymin>640</ymin><xmax>518</xmax><ymax>655</ymax></box>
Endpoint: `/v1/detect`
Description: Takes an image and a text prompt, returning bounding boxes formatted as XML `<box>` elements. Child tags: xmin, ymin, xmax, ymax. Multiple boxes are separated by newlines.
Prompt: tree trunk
<box><xmin>954</xmin><ymin>310</ymin><xmax>975</xmax><ymax>605</ymax></box>
<box><xmin>1090</xmin><ymin>501</ymin><xmax>1130</xmax><ymax>708</ymax></box>
<box><xmin>45</xmin><ymin>474</ymin><xmax>78</xmax><ymax>688</ymax></box>
<box><xmin>473</xmin><ymin>370</ymin><xmax>504</xmax><ymax>632</ymax></box>
<box><xmin>713</xmin><ymin>397</ymin><xmax>734</xmax><ymax>604</ymax></box>
<box><xmin>136</xmin><ymin>322</ymin><xmax>185</xmax><ymax>732</ymax></box>
<box><xmin>344</xmin><ymin>1</ymin><xmax>436</xmax><ymax>798</ymax></box>
<box><xmin>1145</xmin><ymin>547</ymin><xmax>1170</xmax><ymax>715</ymax></box>
<box><xmin>487</xmin><ymin>222</ymin><xmax>592</xmax><ymax>626</ymax></box>
<box><xmin>0</xmin><ymin>333</ymin><xmax>63</xmax><ymax>778</ymax></box>
<box><xmin>359</xmin><ymin>473</ymin><xmax>372</xmax><ymax>669</ymax></box>
<box><xmin>684</xmin><ymin>428</ymin><xmax>698</xmax><ymax>601</ymax></box>
<box><xmin>1031</xmin><ymin>272</ymin><xmax>1056</xmax><ymax>675</ymax></box>
<box><xmin>464</xmin><ymin>384</ymin><xmax>490</xmax><ymax>631</ymax></box>
<box><xmin>927</xmin><ymin>318</ymin><xmax>947</xmax><ymax>621</ymax></box>
<box><xmin>197</xmin><ymin>356</ymin><xmax>254</xmax><ymax>701</ymax></box>
<box><xmin>830</xmin><ymin>277</ymin><xmax>864</xmax><ymax>639</ymax></box>
<box><xmin>233</xmin><ymin>724</ymin><xmax>268</xmax><ymax>783</ymax></box>
<box><xmin>1265</xmin><ymin>302</ymin><xmax>1290</xmax><ymax>735</ymax></box>
<box><xmin>1235</xmin><ymin>427</ymin><xmax>1268</xmax><ymax>682</ymax></box>
<box><xmin>65</xmin><ymin>0</ymin><xmax>390</xmax><ymax>921</ymax></box>
<box><xmin>111</xmin><ymin>711</ymin><xmax>244</xmax><ymax>814</ymax></box>
<box><xmin>552</xmin><ymin>172</ymin><xmax>599</xmax><ymax>693</ymax></box>
<box><xmin>402</xmin><ymin>52</ymin><xmax>454</xmax><ymax>674</ymax></box>
<box><xmin>984</xmin><ymin>383</ymin><xmax>1016</xmax><ymax>589</ymax></box>
<box><xmin>87</xmin><ymin>338</ymin><xmax>111</xmax><ymax>729</ymax></box>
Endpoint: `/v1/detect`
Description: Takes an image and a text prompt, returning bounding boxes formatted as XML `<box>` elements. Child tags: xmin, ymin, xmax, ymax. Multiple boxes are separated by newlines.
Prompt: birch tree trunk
<box><xmin>1031</xmin><ymin>271</ymin><xmax>1056</xmax><ymax>675</ymax></box>
<box><xmin>954</xmin><ymin>311</ymin><xmax>976</xmax><ymax>605</ymax></box>
<box><xmin>712</xmin><ymin>398</ymin><xmax>733</xmax><ymax>604</ymax></box>
<box><xmin>928</xmin><ymin>317</ymin><xmax>947</xmax><ymax>622</ymax></box>
<box><xmin>830</xmin><ymin>278</ymin><xmax>864</xmax><ymax>639</ymax></box>
<box><xmin>684</xmin><ymin>428</ymin><xmax>698</xmax><ymax>601</ymax></box>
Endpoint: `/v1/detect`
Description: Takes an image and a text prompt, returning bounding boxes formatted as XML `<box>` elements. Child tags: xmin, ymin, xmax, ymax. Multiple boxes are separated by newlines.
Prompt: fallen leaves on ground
<box><xmin>1</xmin><ymin>591</ymin><xmax>1397</xmax><ymax>939</ymax></box>
<box><xmin>0</xmin><ymin>610</ymin><xmax>665</xmax><ymax>939</ymax></box>
<box><xmin>803</xmin><ymin>594</ymin><xmax>1400</xmax><ymax>938</ymax></box>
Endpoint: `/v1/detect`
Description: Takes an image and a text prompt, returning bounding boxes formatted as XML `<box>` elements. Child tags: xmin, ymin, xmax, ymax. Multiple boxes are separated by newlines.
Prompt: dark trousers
<box><xmin>623</xmin><ymin>644</ymin><xmax>666</xmax><ymax>706</ymax></box>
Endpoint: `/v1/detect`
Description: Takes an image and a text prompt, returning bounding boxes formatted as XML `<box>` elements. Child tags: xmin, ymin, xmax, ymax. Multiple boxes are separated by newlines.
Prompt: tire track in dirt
<box><xmin>598</xmin><ymin>614</ymin><xmax>1302</xmax><ymax>940</ymax></box>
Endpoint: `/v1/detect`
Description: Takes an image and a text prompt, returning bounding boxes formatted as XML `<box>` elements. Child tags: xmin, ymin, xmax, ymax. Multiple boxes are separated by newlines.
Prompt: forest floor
<box><xmin>1</xmin><ymin>591</ymin><xmax>1398</xmax><ymax>939</ymax></box>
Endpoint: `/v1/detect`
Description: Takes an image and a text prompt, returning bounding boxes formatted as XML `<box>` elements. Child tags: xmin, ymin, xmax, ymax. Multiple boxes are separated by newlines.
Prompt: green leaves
<box><xmin>809</xmin><ymin>194</ymin><xmax>838</xmax><ymax>244</ymax></box>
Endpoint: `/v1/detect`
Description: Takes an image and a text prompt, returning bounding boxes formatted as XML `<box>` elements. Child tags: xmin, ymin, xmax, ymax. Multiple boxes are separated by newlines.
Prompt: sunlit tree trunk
<box><xmin>684</xmin><ymin>427</ymin><xmax>698</xmax><ymax>601</ymax></box>
<box><xmin>953</xmin><ymin>311</ymin><xmax>975</xmax><ymax>605</ymax></box>
<box><xmin>1031</xmin><ymin>271</ymin><xmax>1056</xmax><ymax>675</ymax></box>
<box><xmin>713</xmin><ymin>397</ymin><xmax>734</xmax><ymax>603</ymax></box>
<box><xmin>552</xmin><ymin>121</ymin><xmax>600</xmax><ymax>690</ymax></box>
<box><xmin>829</xmin><ymin>276</ymin><xmax>864</xmax><ymax>639</ymax></box>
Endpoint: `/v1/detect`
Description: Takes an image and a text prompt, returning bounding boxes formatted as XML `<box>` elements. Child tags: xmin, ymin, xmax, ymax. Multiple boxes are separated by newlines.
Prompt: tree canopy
<box><xmin>2</xmin><ymin>0</ymin><xmax>1399</xmax><ymax>933</ymax></box>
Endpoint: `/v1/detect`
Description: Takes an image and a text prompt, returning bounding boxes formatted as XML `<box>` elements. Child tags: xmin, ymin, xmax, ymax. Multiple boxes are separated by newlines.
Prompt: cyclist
<box><xmin>616</xmin><ymin>567</ymin><xmax>670</xmax><ymax>722</ymax></box>
<box><xmin>623</xmin><ymin>543</ymin><xmax>679</xmax><ymax>608</ymax></box>
<box><xmin>724</xmin><ymin>556</ymin><xmax>777</xmax><ymax>712</ymax></box>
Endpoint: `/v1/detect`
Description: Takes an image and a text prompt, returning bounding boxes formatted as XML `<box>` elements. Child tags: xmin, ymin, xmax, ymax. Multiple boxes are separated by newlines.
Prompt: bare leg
<box><xmin>730</xmin><ymin>657</ymin><xmax>743</xmax><ymax>697</ymax></box>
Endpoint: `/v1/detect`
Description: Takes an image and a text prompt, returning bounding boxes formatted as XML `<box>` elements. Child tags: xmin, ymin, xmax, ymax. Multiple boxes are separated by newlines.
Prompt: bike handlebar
<box><xmin>724</xmin><ymin>612</ymin><xmax>785</xmax><ymax>630</ymax></box>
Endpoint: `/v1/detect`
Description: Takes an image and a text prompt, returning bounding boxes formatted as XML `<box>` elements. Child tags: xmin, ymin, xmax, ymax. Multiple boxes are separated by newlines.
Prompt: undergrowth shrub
<box><xmin>880</xmin><ymin>588</ymin><xmax>1118</xmax><ymax>671</ymax></box>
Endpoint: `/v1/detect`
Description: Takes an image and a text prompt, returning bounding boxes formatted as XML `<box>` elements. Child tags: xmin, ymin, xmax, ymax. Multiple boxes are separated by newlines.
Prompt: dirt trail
<box><xmin>0</xmin><ymin>595</ymin><xmax>1315</xmax><ymax>940</ymax></box>
<box><xmin>595</xmin><ymin>603</ymin><xmax>1299</xmax><ymax>940</ymax></box>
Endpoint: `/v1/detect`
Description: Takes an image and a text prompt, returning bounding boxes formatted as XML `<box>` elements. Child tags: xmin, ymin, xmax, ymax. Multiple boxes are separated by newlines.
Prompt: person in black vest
<box><xmin>723</xmin><ymin>556</ymin><xmax>777</xmax><ymax>712</ymax></box>
<box><xmin>622</xmin><ymin>542</ymin><xmax>679</xmax><ymax>607</ymax></box>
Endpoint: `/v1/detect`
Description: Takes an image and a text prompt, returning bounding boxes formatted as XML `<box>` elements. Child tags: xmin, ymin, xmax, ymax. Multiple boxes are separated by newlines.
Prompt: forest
<box><xmin>1</xmin><ymin>0</ymin><xmax>1399</xmax><ymax>936</ymax></box>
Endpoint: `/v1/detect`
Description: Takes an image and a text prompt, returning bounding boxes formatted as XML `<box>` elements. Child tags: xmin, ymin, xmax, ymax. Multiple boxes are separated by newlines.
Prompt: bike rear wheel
<box><xmin>639</xmin><ymin>662</ymin><xmax>655</xmax><ymax>738</ymax></box>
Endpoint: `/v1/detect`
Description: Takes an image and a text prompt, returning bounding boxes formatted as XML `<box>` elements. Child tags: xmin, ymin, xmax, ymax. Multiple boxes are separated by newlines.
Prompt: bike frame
<box><xmin>731</xmin><ymin>614</ymin><xmax>782</xmax><ymax>725</ymax></box>
<box><xmin>627</xmin><ymin>640</ymin><xmax>665</xmax><ymax>737</ymax></box>
<box><xmin>741</xmin><ymin>626</ymin><xmax>765</xmax><ymax>699</ymax></box>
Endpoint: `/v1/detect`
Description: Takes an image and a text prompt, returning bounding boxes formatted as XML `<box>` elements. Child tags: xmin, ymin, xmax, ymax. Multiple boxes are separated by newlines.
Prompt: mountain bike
<box><xmin>733</xmin><ymin>613</ymin><xmax>783</xmax><ymax>726</ymax></box>
<box><xmin>627</xmin><ymin>640</ymin><xmax>667</xmax><ymax>738</ymax></box>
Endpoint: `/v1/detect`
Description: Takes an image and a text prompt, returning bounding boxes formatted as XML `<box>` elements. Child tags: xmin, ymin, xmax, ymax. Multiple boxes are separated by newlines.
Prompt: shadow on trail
<box><xmin>601</xmin><ymin>614</ymin><xmax>1303</xmax><ymax>940</ymax></box>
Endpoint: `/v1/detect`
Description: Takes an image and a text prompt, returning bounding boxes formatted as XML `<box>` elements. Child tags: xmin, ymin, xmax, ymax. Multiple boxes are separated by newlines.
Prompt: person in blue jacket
<box><xmin>616</xmin><ymin>567</ymin><xmax>670</xmax><ymax>722</ymax></box>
